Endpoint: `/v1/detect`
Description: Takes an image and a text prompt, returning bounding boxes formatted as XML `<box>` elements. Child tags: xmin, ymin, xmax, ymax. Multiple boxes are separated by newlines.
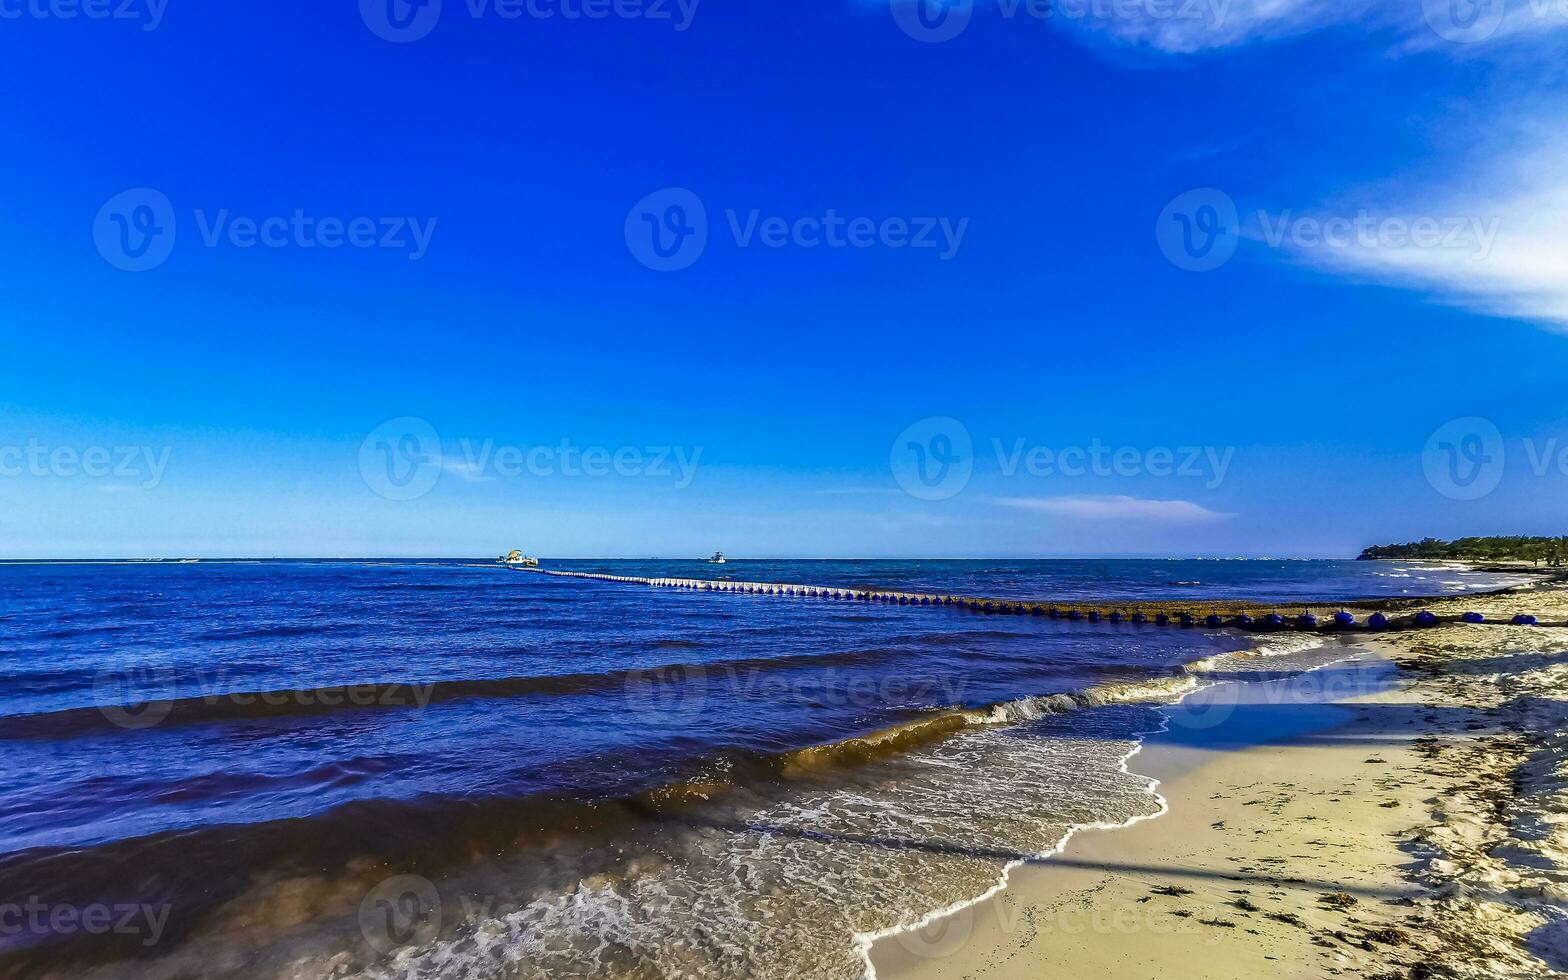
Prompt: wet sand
<box><xmin>872</xmin><ymin>580</ymin><xmax>1568</xmax><ymax>980</ymax></box>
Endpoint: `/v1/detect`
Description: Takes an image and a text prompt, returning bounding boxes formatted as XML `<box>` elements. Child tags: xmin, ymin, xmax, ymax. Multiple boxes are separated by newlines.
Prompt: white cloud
<box><xmin>1051</xmin><ymin>0</ymin><xmax>1567</xmax><ymax>55</ymax></box>
<box><xmin>994</xmin><ymin>494</ymin><xmax>1234</xmax><ymax>522</ymax></box>
<box><xmin>1051</xmin><ymin>0</ymin><xmax>1349</xmax><ymax>55</ymax></box>
<box><xmin>439</xmin><ymin>457</ymin><xmax>491</xmax><ymax>481</ymax></box>
<box><xmin>1268</xmin><ymin>137</ymin><xmax>1568</xmax><ymax>329</ymax></box>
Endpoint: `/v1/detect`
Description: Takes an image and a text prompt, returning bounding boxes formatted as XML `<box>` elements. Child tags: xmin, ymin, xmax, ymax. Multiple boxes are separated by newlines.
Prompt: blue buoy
<box><xmin>1067</xmin><ymin>610</ymin><xmax>1083</xmax><ymax>621</ymax></box>
<box><xmin>1179</xmin><ymin>614</ymin><xmax>1195</xmax><ymax>627</ymax></box>
<box><xmin>1263</xmin><ymin>613</ymin><xmax>1285</xmax><ymax>628</ymax></box>
<box><xmin>1204</xmin><ymin>614</ymin><xmax>1223</xmax><ymax>628</ymax></box>
<box><xmin>1155</xmin><ymin>613</ymin><xmax>1170</xmax><ymax>626</ymax></box>
<box><xmin>1513</xmin><ymin>614</ymin><xmax>1538</xmax><ymax>626</ymax></box>
<box><xmin>1415</xmin><ymin>610</ymin><xmax>1438</xmax><ymax>627</ymax></box>
<box><xmin>1089</xmin><ymin>611</ymin><xmax>1102</xmax><ymax>622</ymax></box>
<box><xmin>1368</xmin><ymin>612</ymin><xmax>1390</xmax><ymax>630</ymax></box>
<box><xmin>1297</xmin><ymin>614</ymin><xmax>1319</xmax><ymax>628</ymax></box>
<box><xmin>1048</xmin><ymin>608</ymin><xmax>1062</xmax><ymax>619</ymax></box>
<box><xmin>1109</xmin><ymin>612</ymin><xmax>1124</xmax><ymax>624</ymax></box>
<box><xmin>1132</xmin><ymin>612</ymin><xmax>1147</xmax><ymax>624</ymax></box>
<box><xmin>1462</xmin><ymin>612</ymin><xmax>1485</xmax><ymax>624</ymax></box>
<box><xmin>1334</xmin><ymin>611</ymin><xmax>1355</xmax><ymax>626</ymax></box>
<box><xmin>1031</xmin><ymin>605</ymin><xmax>1045</xmax><ymax>616</ymax></box>
<box><xmin>1234</xmin><ymin>613</ymin><xmax>1253</xmax><ymax>627</ymax></box>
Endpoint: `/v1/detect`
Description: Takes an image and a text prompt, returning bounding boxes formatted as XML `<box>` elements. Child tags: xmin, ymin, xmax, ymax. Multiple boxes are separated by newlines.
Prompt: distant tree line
<box><xmin>1358</xmin><ymin>536</ymin><xmax>1568</xmax><ymax>566</ymax></box>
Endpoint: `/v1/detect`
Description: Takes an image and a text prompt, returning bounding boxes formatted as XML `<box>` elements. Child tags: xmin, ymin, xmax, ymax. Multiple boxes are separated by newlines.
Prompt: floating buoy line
<box><xmin>515</xmin><ymin>568</ymin><xmax>1562</xmax><ymax>633</ymax></box>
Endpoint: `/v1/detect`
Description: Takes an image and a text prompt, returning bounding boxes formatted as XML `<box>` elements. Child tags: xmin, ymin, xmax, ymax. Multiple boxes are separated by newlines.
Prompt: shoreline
<box><xmin>868</xmin><ymin>582</ymin><xmax>1568</xmax><ymax>980</ymax></box>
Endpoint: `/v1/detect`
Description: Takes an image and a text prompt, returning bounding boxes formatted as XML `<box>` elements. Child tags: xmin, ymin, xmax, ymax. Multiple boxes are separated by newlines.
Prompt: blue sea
<box><xmin>0</xmin><ymin>559</ymin><xmax>1528</xmax><ymax>979</ymax></box>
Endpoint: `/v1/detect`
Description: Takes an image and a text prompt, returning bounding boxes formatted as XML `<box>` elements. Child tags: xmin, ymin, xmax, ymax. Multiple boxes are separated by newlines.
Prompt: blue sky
<box><xmin>2</xmin><ymin>0</ymin><xmax>1566</xmax><ymax>558</ymax></box>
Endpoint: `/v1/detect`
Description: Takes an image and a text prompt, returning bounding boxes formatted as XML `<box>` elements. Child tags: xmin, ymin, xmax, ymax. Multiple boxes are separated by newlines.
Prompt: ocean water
<box><xmin>0</xmin><ymin>559</ymin><xmax>1528</xmax><ymax>979</ymax></box>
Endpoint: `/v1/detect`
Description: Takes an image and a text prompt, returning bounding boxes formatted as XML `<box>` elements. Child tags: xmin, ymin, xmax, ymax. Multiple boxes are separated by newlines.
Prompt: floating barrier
<box><xmin>513</xmin><ymin>569</ymin><xmax>1560</xmax><ymax>633</ymax></box>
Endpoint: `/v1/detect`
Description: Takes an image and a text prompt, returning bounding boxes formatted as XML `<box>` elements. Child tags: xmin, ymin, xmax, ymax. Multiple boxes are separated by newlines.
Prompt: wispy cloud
<box><xmin>1269</xmin><ymin>136</ymin><xmax>1568</xmax><ymax>329</ymax></box>
<box><xmin>1043</xmin><ymin>0</ymin><xmax>1568</xmax><ymax>330</ymax></box>
<box><xmin>439</xmin><ymin>457</ymin><xmax>491</xmax><ymax>481</ymax></box>
<box><xmin>1052</xmin><ymin>0</ymin><xmax>1568</xmax><ymax>56</ymax></box>
<box><xmin>994</xmin><ymin>494</ymin><xmax>1234</xmax><ymax>522</ymax></box>
<box><xmin>1051</xmin><ymin>0</ymin><xmax>1352</xmax><ymax>56</ymax></box>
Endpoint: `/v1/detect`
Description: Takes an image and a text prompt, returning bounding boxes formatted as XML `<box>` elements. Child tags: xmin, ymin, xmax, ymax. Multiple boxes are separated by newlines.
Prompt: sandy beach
<box><xmin>872</xmin><ymin>574</ymin><xmax>1568</xmax><ymax>980</ymax></box>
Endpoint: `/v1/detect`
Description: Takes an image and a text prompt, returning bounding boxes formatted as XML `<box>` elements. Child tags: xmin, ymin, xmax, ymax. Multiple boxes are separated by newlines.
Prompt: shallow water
<box><xmin>0</xmin><ymin>559</ymin><xmax>1526</xmax><ymax>978</ymax></box>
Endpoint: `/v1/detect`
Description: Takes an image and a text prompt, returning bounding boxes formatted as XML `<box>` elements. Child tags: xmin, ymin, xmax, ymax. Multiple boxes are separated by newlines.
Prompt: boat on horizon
<box><xmin>500</xmin><ymin>550</ymin><xmax>540</xmax><ymax>567</ymax></box>
<box><xmin>708</xmin><ymin>551</ymin><xmax>726</xmax><ymax>564</ymax></box>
